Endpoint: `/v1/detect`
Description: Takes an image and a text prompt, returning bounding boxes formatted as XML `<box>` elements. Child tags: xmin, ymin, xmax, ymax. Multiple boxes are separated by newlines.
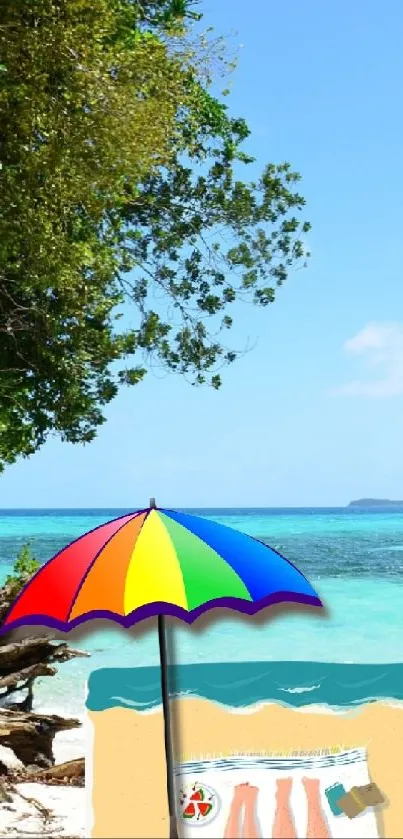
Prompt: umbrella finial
<box><xmin>150</xmin><ymin>497</ymin><xmax>156</xmax><ymax>509</ymax></box>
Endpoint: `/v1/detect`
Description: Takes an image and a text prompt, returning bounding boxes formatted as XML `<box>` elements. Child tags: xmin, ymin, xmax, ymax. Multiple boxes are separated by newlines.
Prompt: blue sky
<box><xmin>2</xmin><ymin>0</ymin><xmax>403</xmax><ymax>507</ymax></box>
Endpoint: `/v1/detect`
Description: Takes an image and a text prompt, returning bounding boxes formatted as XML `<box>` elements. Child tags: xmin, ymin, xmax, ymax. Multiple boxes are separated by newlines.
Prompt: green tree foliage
<box><xmin>0</xmin><ymin>0</ymin><xmax>310</xmax><ymax>470</ymax></box>
<box><xmin>5</xmin><ymin>543</ymin><xmax>40</xmax><ymax>590</ymax></box>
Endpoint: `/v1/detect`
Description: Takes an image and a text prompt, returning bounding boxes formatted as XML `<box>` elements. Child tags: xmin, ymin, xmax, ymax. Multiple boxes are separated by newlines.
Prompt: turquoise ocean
<box><xmin>1</xmin><ymin>507</ymin><xmax>402</xmax><ymax>723</ymax></box>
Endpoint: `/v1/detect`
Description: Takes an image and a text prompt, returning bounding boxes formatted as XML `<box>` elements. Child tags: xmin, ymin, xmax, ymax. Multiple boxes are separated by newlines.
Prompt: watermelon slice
<box><xmin>197</xmin><ymin>802</ymin><xmax>212</xmax><ymax>818</ymax></box>
<box><xmin>190</xmin><ymin>789</ymin><xmax>204</xmax><ymax>802</ymax></box>
<box><xmin>183</xmin><ymin>802</ymin><xmax>196</xmax><ymax>819</ymax></box>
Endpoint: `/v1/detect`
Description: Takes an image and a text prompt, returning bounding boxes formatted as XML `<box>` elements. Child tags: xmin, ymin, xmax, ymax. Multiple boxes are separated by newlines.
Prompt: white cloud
<box><xmin>334</xmin><ymin>321</ymin><xmax>403</xmax><ymax>396</ymax></box>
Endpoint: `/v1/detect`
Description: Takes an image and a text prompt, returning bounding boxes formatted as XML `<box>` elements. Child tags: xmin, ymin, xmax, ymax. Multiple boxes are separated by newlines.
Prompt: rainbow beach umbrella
<box><xmin>2</xmin><ymin>501</ymin><xmax>322</xmax><ymax>838</ymax></box>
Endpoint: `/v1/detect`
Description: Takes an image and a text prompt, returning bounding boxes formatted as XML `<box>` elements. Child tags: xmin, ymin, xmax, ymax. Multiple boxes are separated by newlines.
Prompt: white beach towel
<box><xmin>175</xmin><ymin>748</ymin><xmax>380</xmax><ymax>839</ymax></box>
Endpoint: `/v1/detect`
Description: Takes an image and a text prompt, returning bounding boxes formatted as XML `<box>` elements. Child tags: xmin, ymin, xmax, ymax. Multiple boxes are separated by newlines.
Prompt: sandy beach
<box><xmin>89</xmin><ymin>699</ymin><xmax>403</xmax><ymax>838</ymax></box>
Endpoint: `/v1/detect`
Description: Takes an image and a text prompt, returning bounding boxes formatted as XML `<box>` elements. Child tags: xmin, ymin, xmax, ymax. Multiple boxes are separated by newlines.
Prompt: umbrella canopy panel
<box><xmin>2</xmin><ymin>507</ymin><xmax>321</xmax><ymax>633</ymax></box>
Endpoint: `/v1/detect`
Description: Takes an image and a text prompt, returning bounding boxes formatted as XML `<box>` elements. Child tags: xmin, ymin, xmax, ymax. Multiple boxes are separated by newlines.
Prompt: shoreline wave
<box><xmin>83</xmin><ymin>694</ymin><xmax>403</xmax><ymax>718</ymax></box>
<box><xmin>85</xmin><ymin>660</ymin><xmax>403</xmax><ymax>714</ymax></box>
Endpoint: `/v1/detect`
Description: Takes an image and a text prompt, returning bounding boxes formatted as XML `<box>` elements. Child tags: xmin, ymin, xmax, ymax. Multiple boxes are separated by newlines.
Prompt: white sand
<box><xmin>0</xmin><ymin>783</ymin><xmax>86</xmax><ymax>838</ymax></box>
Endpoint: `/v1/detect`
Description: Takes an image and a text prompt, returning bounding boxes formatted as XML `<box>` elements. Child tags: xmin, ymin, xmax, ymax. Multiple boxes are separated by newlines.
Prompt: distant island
<box><xmin>348</xmin><ymin>498</ymin><xmax>403</xmax><ymax>507</ymax></box>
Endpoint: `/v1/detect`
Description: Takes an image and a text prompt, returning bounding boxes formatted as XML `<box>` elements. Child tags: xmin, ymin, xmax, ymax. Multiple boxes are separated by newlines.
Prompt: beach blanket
<box><xmin>175</xmin><ymin>748</ymin><xmax>380</xmax><ymax>838</ymax></box>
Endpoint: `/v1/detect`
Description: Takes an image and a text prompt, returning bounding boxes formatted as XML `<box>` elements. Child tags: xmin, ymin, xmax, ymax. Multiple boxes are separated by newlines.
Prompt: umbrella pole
<box><xmin>158</xmin><ymin>614</ymin><xmax>179</xmax><ymax>839</ymax></box>
<box><xmin>151</xmin><ymin>499</ymin><xmax>178</xmax><ymax>838</ymax></box>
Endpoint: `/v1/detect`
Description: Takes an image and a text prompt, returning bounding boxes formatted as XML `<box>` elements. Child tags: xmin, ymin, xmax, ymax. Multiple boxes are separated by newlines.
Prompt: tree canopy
<box><xmin>0</xmin><ymin>0</ymin><xmax>310</xmax><ymax>470</ymax></box>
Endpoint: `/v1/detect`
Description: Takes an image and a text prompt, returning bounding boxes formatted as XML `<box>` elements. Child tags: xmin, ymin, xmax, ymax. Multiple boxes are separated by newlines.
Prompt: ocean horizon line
<box><xmin>1</xmin><ymin>504</ymin><xmax>403</xmax><ymax>516</ymax></box>
<box><xmin>0</xmin><ymin>504</ymin><xmax>375</xmax><ymax>511</ymax></box>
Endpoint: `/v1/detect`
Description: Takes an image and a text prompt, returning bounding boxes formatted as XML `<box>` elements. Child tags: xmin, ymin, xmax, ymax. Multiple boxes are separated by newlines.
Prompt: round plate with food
<box><xmin>178</xmin><ymin>781</ymin><xmax>220</xmax><ymax>827</ymax></box>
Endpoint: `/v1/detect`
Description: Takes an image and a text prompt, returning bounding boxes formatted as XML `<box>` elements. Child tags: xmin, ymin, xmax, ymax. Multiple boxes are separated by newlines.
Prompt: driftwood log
<box><xmin>35</xmin><ymin>757</ymin><xmax>84</xmax><ymax>779</ymax></box>
<box><xmin>0</xmin><ymin>578</ymin><xmax>88</xmax><ymax>711</ymax></box>
<box><xmin>0</xmin><ymin>637</ymin><xmax>88</xmax><ymax>709</ymax></box>
<box><xmin>26</xmin><ymin>757</ymin><xmax>85</xmax><ymax>784</ymax></box>
<box><xmin>0</xmin><ymin>708</ymin><xmax>80</xmax><ymax>767</ymax></box>
<box><xmin>0</xmin><ymin>576</ymin><xmax>87</xmax><ymax>778</ymax></box>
